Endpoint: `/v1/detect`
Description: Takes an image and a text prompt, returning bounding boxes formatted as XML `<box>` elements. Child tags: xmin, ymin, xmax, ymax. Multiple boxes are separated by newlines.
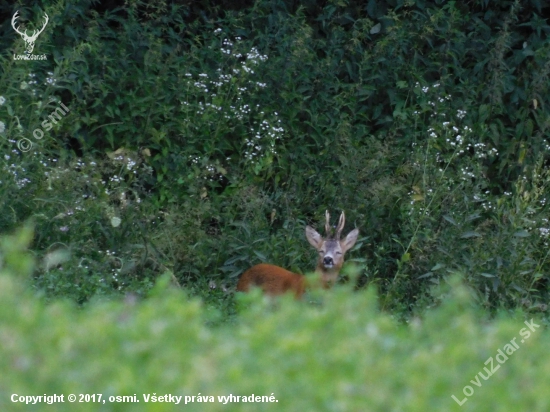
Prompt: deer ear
<box><xmin>341</xmin><ymin>229</ymin><xmax>359</xmax><ymax>253</ymax></box>
<box><xmin>306</xmin><ymin>226</ymin><xmax>323</xmax><ymax>248</ymax></box>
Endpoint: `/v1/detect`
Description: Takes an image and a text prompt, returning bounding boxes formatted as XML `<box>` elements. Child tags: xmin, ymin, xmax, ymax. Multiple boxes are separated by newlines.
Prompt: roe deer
<box><xmin>236</xmin><ymin>211</ymin><xmax>359</xmax><ymax>298</ymax></box>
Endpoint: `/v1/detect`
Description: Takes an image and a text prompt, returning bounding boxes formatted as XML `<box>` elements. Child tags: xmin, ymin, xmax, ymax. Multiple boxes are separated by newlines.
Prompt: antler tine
<box><xmin>37</xmin><ymin>13</ymin><xmax>49</xmax><ymax>36</ymax></box>
<box><xmin>30</xmin><ymin>13</ymin><xmax>49</xmax><ymax>40</ymax></box>
<box><xmin>325</xmin><ymin>210</ymin><xmax>331</xmax><ymax>237</ymax></box>
<box><xmin>336</xmin><ymin>211</ymin><xmax>345</xmax><ymax>239</ymax></box>
<box><xmin>11</xmin><ymin>11</ymin><xmax>26</xmax><ymax>36</ymax></box>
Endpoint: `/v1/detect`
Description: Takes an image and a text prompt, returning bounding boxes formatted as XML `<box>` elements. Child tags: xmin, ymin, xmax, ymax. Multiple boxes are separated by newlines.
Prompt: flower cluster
<box><xmin>180</xmin><ymin>33</ymin><xmax>283</xmax><ymax>174</ymax></box>
<box><xmin>409</xmin><ymin>83</ymin><xmax>500</xmax><ymax>215</ymax></box>
<box><xmin>408</xmin><ymin>82</ymin><xmax>549</xmax><ymax>243</ymax></box>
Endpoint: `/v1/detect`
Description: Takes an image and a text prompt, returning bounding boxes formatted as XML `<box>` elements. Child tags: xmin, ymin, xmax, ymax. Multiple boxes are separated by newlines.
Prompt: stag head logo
<box><xmin>11</xmin><ymin>11</ymin><xmax>49</xmax><ymax>54</ymax></box>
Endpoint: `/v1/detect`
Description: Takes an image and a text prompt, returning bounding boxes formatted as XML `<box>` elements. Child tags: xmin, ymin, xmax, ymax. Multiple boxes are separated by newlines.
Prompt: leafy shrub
<box><xmin>1</xmin><ymin>228</ymin><xmax>550</xmax><ymax>411</ymax></box>
<box><xmin>1</xmin><ymin>0</ymin><xmax>549</xmax><ymax>316</ymax></box>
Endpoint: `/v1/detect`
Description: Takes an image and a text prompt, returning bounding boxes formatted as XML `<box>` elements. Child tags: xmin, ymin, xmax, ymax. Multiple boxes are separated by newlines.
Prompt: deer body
<box><xmin>236</xmin><ymin>264</ymin><xmax>306</xmax><ymax>298</ymax></box>
<box><xmin>236</xmin><ymin>211</ymin><xmax>359</xmax><ymax>298</ymax></box>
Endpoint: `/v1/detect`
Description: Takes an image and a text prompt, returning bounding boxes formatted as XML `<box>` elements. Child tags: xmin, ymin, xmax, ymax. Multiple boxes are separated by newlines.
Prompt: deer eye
<box><xmin>319</xmin><ymin>250</ymin><xmax>325</xmax><ymax>254</ymax></box>
<box><xmin>336</xmin><ymin>252</ymin><xmax>342</xmax><ymax>255</ymax></box>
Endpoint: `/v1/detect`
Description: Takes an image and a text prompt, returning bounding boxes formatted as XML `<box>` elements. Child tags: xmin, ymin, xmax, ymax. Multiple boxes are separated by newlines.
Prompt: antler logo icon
<box><xmin>11</xmin><ymin>11</ymin><xmax>49</xmax><ymax>54</ymax></box>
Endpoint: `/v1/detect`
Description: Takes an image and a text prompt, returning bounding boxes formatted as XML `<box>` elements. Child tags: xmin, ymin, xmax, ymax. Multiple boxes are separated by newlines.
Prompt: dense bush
<box><xmin>0</xmin><ymin>0</ymin><xmax>549</xmax><ymax>316</ymax></box>
<box><xmin>1</xmin><ymin>227</ymin><xmax>550</xmax><ymax>411</ymax></box>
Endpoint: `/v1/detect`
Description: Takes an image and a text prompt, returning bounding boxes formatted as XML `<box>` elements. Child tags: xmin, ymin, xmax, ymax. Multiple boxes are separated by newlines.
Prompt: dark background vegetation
<box><xmin>1</xmin><ymin>0</ymin><xmax>549</xmax><ymax>320</ymax></box>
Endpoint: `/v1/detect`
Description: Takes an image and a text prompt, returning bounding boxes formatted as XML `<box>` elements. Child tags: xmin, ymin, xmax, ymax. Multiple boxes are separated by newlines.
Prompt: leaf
<box><xmin>223</xmin><ymin>255</ymin><xmax>245</xmax><ymax>266</ymax></box>
<box><xmin>230</xmin><ymin>221</ymin><xmax>251</xmax><ymax>236</ymax></box>
<box><xmin>460</xmin><ymin>231</ymin><xmax>481</xmax><ymax>238</ymax></box>
<box><xmin>513</xmin><ymin>230</ymin><xmax>529</xmax><ymax>237</ymax></box>
<box><xmin>216</xmin><ymin>165</ymin><xmax>228</xmax><ymax>175</ymax></box>
<box><xmin>418</xmin><ymin>272</ymin><xmax>433</xmax><ymax>279</ymax></box>
<box><xmin>370</xmin><ymin>23</ymin><xmax>381</xmax><ymax>34</ymax></box>
<box><xmin>479</xmin><ymin>104</ymin><xmax>489</xmax><ymax>122</ymax></box>
<box><xmin>366</xmin><ymin>0</ymin><xmax>377</xmax><ymax>18</ymax></box>
<box><xmin>518</xmin><ymin>147</ymin><xmax>527</xmax><ymax>165</ymax></box>
<box><xmin>511</xmin><ymin>283</ymin><xmax>525</xmax><ymax>293</ymax></box>
<box><xmin>431</xmin><ymin>263</ymin><xmax>445</xmax><ymax>271</ymax></box>
<box><xmin>525</xmin><ymin>119</ymin><xmax>534</xmax><ymax>137</ymax></box>
<box><xmin>110</xmin><ymin>217</ymin><xmax>121</xmax><ymax>227</ymax></box>
<box><xmin>519</xmin><ymin>270</ymin><xmax>533</xmax><ymax>275</ymax></box>
<box><xmin>480</xmin><ymin>273</ymin><xmax>495</xmax><ymax>278</ymax></box>
<box><xmin>443</xmin><ymin>215</ymin><xmax>457</xmax><ymax>226</ymax></box>
<box><xmin>466</xmin><ymin>213</ymin><xmax>480</xmax><ymax>222</ymax></box>
<box><xmin>253</xmin><ymin>250</ymin><xmax>267</xmax><ymax>261</ymax></box>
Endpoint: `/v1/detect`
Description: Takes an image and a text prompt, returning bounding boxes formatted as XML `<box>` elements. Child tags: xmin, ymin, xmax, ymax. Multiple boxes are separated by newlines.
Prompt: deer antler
<box><xmin>335</xmin><ymin>211</ymin><xmax>345</xmax><ymax>239</ymax></box>
<box><xmin>325</xmin><ymin>210</ymin><xmax>331</xmax><ymax>237</ymax></box>
<box><xmin>27</xmin><ymin>13</ymin><xmax>49</xmax><ymax>41</ymax></box>
<box><xmin>11</xmin><ymin>11</ymin><xmax>26</xmax><ymax>37</ymax></box>
<box><xmin>34</xmin><ymin>13</ymin><xmax>49</xmax><ymax>39</ymax></box>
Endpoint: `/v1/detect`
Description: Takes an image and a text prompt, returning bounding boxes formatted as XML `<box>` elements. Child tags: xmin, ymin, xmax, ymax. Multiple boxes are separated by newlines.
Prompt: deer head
<box><xmin>306</xmin><ymin>210</ymin><xmax>359</xmax><ymax>288</ymax></box>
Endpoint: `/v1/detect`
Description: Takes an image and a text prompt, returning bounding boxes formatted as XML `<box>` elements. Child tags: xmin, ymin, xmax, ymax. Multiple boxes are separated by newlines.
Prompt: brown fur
<box><xmin>236</xmin><ymin>263</ymin><xmax>306</xmax><ymax>298</ymax></box>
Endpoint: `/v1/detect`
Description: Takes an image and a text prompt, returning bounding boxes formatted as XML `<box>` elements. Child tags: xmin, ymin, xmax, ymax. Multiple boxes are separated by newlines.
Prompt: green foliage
<box><xmin>1</xmin><ymin>229</ymin><xmax>550</xmax><ymax>411</ymax></box>
<box><xmin>0</xmin><ymin>0</ymin><xmax>549</xmax><ymax>316</ymax></box>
